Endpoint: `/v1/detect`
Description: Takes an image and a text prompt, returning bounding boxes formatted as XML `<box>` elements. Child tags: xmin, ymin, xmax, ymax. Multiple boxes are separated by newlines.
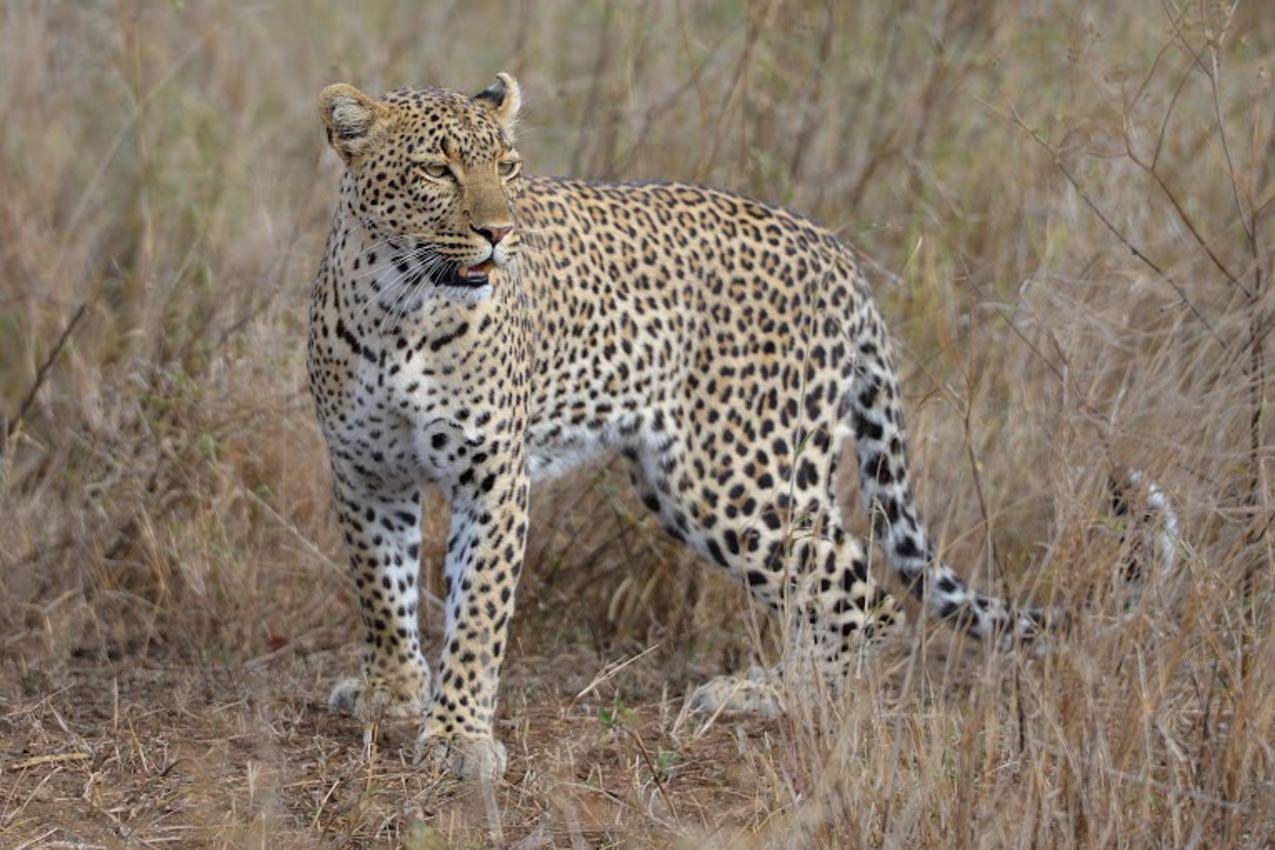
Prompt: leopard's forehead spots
<box><xmin>382</xmin><ymin>85</ymin><xmax>512</xmax><ymax>166</ymax></box>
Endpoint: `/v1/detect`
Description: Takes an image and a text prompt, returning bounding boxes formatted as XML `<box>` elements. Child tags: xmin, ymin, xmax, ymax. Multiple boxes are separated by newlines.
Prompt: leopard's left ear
<box><xmin>473</xmin><ymin>72</ymin><xmax>522</xmax><ymax>137</ymax></box>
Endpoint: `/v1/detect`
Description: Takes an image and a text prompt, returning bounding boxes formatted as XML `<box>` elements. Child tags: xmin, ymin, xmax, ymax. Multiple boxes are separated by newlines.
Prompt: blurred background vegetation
<box><xmin>0</xmin><ymin>1</ymin><xmax>1271</xmax><ymax>846</ymax></box>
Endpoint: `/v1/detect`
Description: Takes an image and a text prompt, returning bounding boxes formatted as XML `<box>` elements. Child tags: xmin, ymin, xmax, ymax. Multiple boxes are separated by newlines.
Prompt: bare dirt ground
<box><xmin>2</xmin><ymin>645</ymin><xmax>789</xmax><ymax>847</ymax></box>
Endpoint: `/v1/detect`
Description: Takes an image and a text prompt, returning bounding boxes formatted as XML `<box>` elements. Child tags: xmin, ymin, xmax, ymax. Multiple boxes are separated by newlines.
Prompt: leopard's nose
<box><xmin>473</xmin><ymin>225</ymin><xmax>512</xmax><ymax>245</ymax></box>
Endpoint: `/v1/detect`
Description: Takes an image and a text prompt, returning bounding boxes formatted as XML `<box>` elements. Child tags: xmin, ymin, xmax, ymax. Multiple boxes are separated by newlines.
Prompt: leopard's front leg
<box><xmin>327</xmin><ymin>465</ymin><xmax>431</xmax><ymax>721</ymax></box>
<box><xmin>416</xmin><ymin>449</ymin><xmax>529</xmax><ymax>779</ymax></box>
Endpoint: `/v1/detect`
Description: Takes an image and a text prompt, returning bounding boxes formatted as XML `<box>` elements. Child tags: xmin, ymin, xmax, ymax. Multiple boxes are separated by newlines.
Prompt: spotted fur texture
<box><xmin>307</xmin><ymin>75</ymin><xmax>1143</xmax><ymax>778</ymax></box>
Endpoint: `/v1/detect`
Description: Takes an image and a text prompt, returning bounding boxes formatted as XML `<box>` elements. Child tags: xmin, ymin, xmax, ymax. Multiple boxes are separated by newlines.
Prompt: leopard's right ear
<box><xmin>319</xmin><ymin>84</ymin><xmax>390</xmax><ymax>163</ymax></box>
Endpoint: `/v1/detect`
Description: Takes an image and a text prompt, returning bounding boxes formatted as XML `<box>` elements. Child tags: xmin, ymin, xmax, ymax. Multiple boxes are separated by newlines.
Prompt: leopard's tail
<box><xmin>844</xmin><ymin>305</ymin><xmax>1177</xmax><ymax>647</ymax></box>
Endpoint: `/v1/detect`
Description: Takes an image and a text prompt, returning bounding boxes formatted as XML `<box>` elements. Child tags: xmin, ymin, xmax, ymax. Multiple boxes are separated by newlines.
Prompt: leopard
<box><xmin>306</xmin><ymin>73</ymin><xmax>1176</xmax><ymax>779</ymax></box>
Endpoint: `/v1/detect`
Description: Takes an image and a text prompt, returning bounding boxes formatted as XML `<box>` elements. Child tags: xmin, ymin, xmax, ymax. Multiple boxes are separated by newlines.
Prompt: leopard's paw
<box><xmin>328</xmin><ymin>674</ymin><xmax>426</xmax><ymax>722</ymax></box>
<box><xmin>687</xmin><ymin>667</ymin><xmax>783</xmax><ymax>718</ymax></box>
<box><xmin>415</xmin><ymin>733</ymin><xmax>508</xmax><ymax>780</ymax></box>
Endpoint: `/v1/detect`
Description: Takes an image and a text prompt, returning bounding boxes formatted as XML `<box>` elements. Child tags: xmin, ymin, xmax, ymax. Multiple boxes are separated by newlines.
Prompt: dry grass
<box><xmin>1</xmin><ymin>1</ymin><xmax>1272</xmax><ymax>847</ymax></box>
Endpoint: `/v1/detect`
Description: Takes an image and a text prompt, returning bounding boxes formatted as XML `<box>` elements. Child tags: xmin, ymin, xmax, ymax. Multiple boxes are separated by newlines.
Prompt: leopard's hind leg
<box><xmin>626</xmin><ymin>415</ymin><xmax>903</xmax><ymax>718</ymax></box>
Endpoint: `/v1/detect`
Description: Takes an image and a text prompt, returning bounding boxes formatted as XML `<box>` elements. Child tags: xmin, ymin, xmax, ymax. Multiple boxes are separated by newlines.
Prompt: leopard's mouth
<box><xmin>451</xmin><ymin>258</ymin><xmax>495</xmax><ymax>287</ymax></box>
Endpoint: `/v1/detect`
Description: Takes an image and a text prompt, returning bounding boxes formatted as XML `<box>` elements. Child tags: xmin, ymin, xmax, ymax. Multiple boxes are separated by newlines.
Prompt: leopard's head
<box><xmin>318</xmin><ymin>74</ymin><xmax>524</xmax><ymax>289</ymax></box>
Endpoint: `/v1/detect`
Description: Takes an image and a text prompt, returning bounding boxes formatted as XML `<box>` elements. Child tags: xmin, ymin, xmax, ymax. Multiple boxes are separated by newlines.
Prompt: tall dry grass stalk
<box><xmin>1</xmin><ymin>1</ymin><xmax>1271</xmax><ymax>847</ymax></box>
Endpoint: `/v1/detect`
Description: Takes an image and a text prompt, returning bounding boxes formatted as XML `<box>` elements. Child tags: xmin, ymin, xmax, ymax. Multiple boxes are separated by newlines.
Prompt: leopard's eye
<box><xmin>498</xmin><ymin>159</ymin><xmax>521</xmax><ymax>179</ymax></box>
<box><xmin>421</xmin><ymin>161</ymin><xmax>451</xmax><ymax>180</ymax></box>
